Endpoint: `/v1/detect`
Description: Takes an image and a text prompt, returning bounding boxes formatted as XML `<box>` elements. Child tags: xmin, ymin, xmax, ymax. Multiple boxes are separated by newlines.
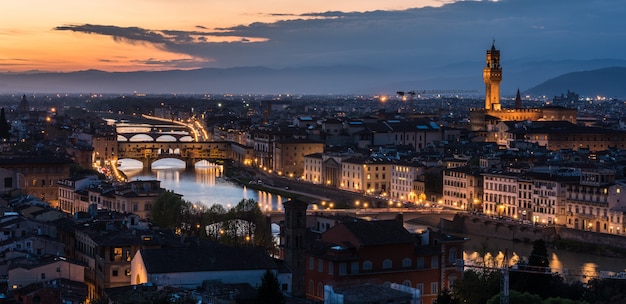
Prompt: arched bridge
<box><xmin>118</xmin><ymin>141</ymin><xmax>232</xmax><ymax>168</ymax></box>
<box><xmin>117</xmin><ymin>132</ymin><xmax>195</xmax><ymax>143</ymax></box>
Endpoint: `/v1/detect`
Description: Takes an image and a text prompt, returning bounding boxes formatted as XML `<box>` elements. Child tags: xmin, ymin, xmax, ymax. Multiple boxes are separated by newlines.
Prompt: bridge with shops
<box><xmin>117</xmin><ymin>140</ymin><xmax>232</xmax><ymax>168</ymax></box>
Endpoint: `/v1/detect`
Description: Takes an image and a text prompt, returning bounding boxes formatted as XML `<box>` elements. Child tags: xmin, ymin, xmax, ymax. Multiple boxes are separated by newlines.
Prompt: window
<box><xmin>402</xmin><ymin>258</ymin><xmax>412</xmax><ymax>267</ymax></box>
<box><xmin>125</xmin><ymin>269</ymin><xmax>131</xmax><ymax>276</ymax></box>
<box><xmin>363</xmin><ymin>261</ymin><xmax>373</xmax><ymax>270</ymax></box>
<box><xmin>382</xmin><ymin>259</ymin><xmax>392</xmax><ymax>269</ymax></box>
<box><xmin>431</xmin><ymin>282</ymin><xmax>438</xmax><ymax>294</ymax></box>
<box><xmin>4</xmin><ymin>177</ymin><xmax>12</xmax><ymax>188</ymax></box>
<box><xmin>112</xmin><ymin>269</ymin><xmax>119</xmax><ymax>277</ymax></box>
<box><xmin>448</xmin><ymin>247</ymin><xmax>457</xmax><ymax>264</ymax></box>
<box><xmin>431</xmin><ymin>256</ymin><xmax>439</xmax><ymax>269</ymax></box>
<box><xmin>309</xmin><ymin>257</ymin><xmax>314</xmax><ymax>270</ymax></box>
<box><xmin>318</xmin><ymin>258</ymin><xmax>324</xmax><ymax>272</ymax></box>
<box><xmin>328</xmin><ymin>262</ymin><xmax>334</xmax><ymax>275</ymax></box>
<box><xmin>308</xmin><ymin>280</ymin><xmax>314</xmax><ymax>295</ymax></box>
<box><xmin>41</xmin><ymin>273</ymin><xmax>45</xmax><ymax>280</ymax></box>
<box><xmin>417</xmin><ymin>257</ymin><xmax>425</xmax><ymax>269</ymax></box>
<box><xmin>339</xmin><ymin>263</ymin><xmax>347</xmax><ymax>276</ymax></box>
<box><xmin>416</xmin><ymin>283</ymin><xmax>424</xmax><ymax>293</ymax></box>
<box><xmin>351</xmin><ymin>262</ymin><xmax>359</xmax><ymax>274</ymax></box>
<box><xmin>112</xmin><ymin>247</ymin><xmax>123</xmax><ymax>262</ymax></box>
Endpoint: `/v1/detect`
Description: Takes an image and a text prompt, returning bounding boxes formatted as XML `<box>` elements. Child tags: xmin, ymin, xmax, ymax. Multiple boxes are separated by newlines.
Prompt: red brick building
<box><xmin>305</xmin><ymin>219</ymin><xmax>465</xmax><ymax>304</ymax></box>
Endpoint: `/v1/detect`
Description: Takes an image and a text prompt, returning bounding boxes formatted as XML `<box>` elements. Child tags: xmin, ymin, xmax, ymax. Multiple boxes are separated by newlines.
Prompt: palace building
<box><xmin>470</xmin><ymin>42</ymin><xmax>577</xmax><ymax>143</ymax></box>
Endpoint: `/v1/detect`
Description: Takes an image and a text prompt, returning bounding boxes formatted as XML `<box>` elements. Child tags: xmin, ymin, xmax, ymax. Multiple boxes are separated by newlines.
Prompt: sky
<box><xmin>1</xmin><ymin>0</ymin><xmax>453</xmax><ymax>72</ymax></box>
<box><xmin>2</xmin><ymin>0</ymin><xmax>626</xmax><ymax>75</ymax></box>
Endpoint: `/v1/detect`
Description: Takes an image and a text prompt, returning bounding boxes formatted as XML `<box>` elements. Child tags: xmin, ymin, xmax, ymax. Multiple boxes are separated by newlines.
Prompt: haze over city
<box><xmin>2</xmin><ymin>0</ymin><xmax>626</xmax><ymax>95</ymax></box>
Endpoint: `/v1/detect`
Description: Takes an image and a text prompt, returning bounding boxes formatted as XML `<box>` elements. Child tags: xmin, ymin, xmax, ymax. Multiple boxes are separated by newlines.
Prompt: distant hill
<box><xmin>524</xmin><ymin>67</ymin><xmax>626</xmax><ymax>99</ymax></box>
<box><xmin>2</xmin><ymin>61</ymin><xmax>626</xmax><ymax>96</ymax></box>
<box><xmin>0</xmin><ymin>66</ymin><xmax>408</xmax><ymax>95</ymax></box>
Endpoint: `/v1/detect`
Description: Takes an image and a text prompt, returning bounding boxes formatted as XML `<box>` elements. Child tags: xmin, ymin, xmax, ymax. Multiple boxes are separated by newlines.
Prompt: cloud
<box><xmin>54</xmin><ymin>0</ymin><xmax>626</xmax><ymax>72</ymax></box>
<box><xmin>130</xmin><ymin>58</ymin><xmax>212</xmax><ymax>68</ymax></box>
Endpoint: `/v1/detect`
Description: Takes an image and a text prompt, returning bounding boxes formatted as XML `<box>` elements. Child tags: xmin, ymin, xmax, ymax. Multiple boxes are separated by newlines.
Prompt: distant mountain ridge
<box><xmin>2</xmin><ymin>61</ymin><xmax>626</xmax><ymax>96</ymax></box>
<box><xmin>524</xmin><ymin>67</ymin><xmax>626</xmax><ymax>99</ymax></box>
<box><xmin>0</xmin><ymin>66</ymin><xmax>396</xmax><ymax>95</ymax></box>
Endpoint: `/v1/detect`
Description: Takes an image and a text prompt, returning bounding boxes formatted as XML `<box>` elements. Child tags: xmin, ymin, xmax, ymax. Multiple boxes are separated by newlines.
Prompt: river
<box><xmin>119</xmin><ymin>159</ymin><xmax>625</xmax><ymax>283</ymax></box>
<box><xmin>406</xmin><ymin>222</ymin><xmax>626</xmax><ymax>283</ymax></box>
<box><xmin>117</xmin><ymin>158</ymin><xmax>285</xmax><ymax>211</ymax></box>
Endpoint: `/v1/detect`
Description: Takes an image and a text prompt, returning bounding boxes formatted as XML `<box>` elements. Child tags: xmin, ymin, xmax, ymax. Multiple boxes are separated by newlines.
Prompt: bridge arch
<box><xmin>118</xmin><ymin>141</ymin><xmax>232</xmax><ymax>168</ymax></box>
<box><xmin>152</xmin><ymin>158</ymin><xmax>186</xmax><ymax>169</ymax></box>
<box><xmin>156</xmin><ymin>135</ymin><xmax>177</xmax><ymax>142</ymax></box>
<box><xmin>129</xmin><ymin>134</ymin><xmax>154</xmax><ymax>142</ymax></box>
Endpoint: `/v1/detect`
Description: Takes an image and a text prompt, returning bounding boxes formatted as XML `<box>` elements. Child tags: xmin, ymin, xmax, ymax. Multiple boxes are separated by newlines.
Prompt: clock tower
<box><xmin>483</xmin><ymin>40</ymin><xmax>502</xmax><ymax>110</ymax></box>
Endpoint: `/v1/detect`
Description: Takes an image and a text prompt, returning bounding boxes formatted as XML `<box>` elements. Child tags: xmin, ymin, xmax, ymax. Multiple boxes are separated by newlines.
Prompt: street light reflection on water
<box><xmin>461</xmin><ymin>239</ymin><xmax>610</xmax><ymax>284</ymax></box>
<box><xmin>118</xmin><ymin>158</ymin><xmax>284</xmax><ymax>211</ymax></box>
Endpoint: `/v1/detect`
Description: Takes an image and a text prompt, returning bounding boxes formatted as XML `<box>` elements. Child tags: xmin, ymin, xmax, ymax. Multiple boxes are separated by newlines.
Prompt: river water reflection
<box><xmin>118</xmin><ymin>160</ymin><xmax>284</xmax><ymax>211</ymax></box>
<box><xmin>462</xmin><ymin>234</ymin><xmax>626</xmax><ymax>283</ymax></box>
<box><xmin>407</xmin><ymin>223</ymin><xmax>625</xmax><ymax>283</ymax></box>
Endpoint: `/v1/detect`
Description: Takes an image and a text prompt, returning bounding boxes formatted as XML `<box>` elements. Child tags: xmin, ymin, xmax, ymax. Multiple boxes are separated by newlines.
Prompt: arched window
<box><xmin>308</xmin><ymin>280</ymin><xmax>314</xmax><ymax>295</ymax></box>
<box><xmin>403</xmin><ymin>280</ymin><xmax>412</xmax><ymax>287</ymax></box>
<box><xmin>448</xmin><ymin>274</ymin><xmax>458</xmax><ymax>290</ymax></box>
<box><xmin>363</xmin><ymin>260</ymin><xmax>373</xmax><ymax>270</ymax></box>
<box><xmin>402</xmin><ymin>258</ymin><xmax>412</xmax><ymax>267</ymax></box>
<box><xmin>382</xmin><ymin>259</ymin><xmax>392</xmax><ymax>269</ymax></box>
<box><xmin>448</xmin><ymin>247</ymin><xmax>457</xmax><ymax>264</ymax></box>
<box><xmin>317</xmin><ymin>283</ymin><xmax>324</xmax><ymax>297</ymax></box>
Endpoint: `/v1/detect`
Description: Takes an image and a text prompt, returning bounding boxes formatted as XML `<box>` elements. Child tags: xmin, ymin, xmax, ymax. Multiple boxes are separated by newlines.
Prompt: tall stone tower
<box><xmin>282</xmin><ymin>199</ymin><xmax>308</xmax><ymax>298</ymax></box>
<box><xmin>483</xmin><ymin>41</ymin><xmax>502</xmax><ymax>110</ymax></box>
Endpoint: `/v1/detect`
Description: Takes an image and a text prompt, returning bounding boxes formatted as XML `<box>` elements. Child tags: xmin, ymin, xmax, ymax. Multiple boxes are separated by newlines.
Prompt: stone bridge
<box><xmin>117</xmin><ymin>132</ymin><xmax>195</xmax><ymax>143</ymax></box>
<box><xmin>118</xmin><ymin>141</ymin><xmax>232</xmax><ymax>168</ymax></box>
<box><xmin>263</xmin><ymin>208</ymin><xmax>457</xmax><ymax>225</ymax></box>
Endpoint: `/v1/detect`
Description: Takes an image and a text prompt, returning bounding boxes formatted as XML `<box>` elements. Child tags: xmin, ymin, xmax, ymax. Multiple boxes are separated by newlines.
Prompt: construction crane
<box><xmin>397</xmin><ymin>89</ymin><xmax>480</xmax><ymax>112</ymax></box>
<box><xmin>396</xmin><ymin>91</ymin><xmax>417</xmax><ymax>112</ymax></box>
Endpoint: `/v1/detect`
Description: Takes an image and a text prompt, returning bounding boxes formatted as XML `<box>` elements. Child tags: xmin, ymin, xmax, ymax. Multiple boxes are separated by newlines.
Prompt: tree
<box><xmin>151</xmin><ymin>191</ymin><xmax>185</xmax><ymax>228</ymax></box>
<box><xmin>528</xmin><ymin>239</ymin><xmax>549</xmax><ymax>268</ymax></box>
<box><xmin>453</xmin><ymin>269</ymin><xmax>501</xmax><ymax>304</ymax></box>
<box><xmin>256</xmin><ymin>269</ymin><xmax>285</xmax><ymax>304</ymax></box>
<box><xmin>0</xmin><ymin>108</ymin><xmax>10</xmax><ymax>140</ymax></box>
<box><xmin>511</xmin><ymin>239</ymin><xmax>553</xmax><ymax>298</ymax></box>
<box><xmin>203</xmin><ymin>204</ymin><xmax>228</xmax><ymax>239</ymax></box>
<box><xmin>487</xmin><ymin>290</ymin><xmax>542</xmax><ymax>304</ymax></box>
<box><xmin>583</xmin><ymin>278</ymin><xmax>626</xmax><ymax>304</ymax></box>
<box><xmin>437</xmin><ymin>289</ymin><xmax>458</xmax><ymax>304</ymax></box>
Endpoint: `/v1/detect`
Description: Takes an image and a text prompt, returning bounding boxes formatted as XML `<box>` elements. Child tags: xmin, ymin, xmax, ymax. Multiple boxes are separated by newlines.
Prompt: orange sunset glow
<box><xmin>0</xmin><ymin>0</ymin><xmax>451</xmax><ymax>73</ymax></box>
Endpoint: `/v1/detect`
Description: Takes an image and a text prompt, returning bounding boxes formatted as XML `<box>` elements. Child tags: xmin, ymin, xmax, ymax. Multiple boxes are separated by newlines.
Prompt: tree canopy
<box><xmin>256</xmin><ymin>269</ymin><xmax>285</xmax><ymax>304</ymax></box>
<box><xmin>151</xmin><ymin>191</ymin><xmax>186</xmax><ymax>228</ymax></box>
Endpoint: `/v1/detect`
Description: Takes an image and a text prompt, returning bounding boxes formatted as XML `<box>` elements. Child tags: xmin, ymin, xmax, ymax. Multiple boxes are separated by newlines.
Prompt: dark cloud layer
<box><xmin>53</xmin><ymin>0</ymin><xmax>626</xmax><ymax>93</ymax></box>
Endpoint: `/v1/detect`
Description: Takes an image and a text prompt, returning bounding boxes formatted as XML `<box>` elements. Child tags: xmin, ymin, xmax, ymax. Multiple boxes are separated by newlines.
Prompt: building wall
<box><xmin>391</xmin><ymin>164</ymin><xmax>422</xmax><ymax>203</ymax></box>
<box><xmin>8</xmin><ymin>260</ymin><xmax>85</xmax><ymax>290</ymax></box>
<box><xmin>483</xmin><ymin>173</ymin><xmax>518</xmax><ymax>217</ymax></box>
<box><xmin>273</xmin><ymin>141</ymin><xmax>324</xmax><ymax>178</ymax></box>
<box><xmin>303</xmin><ymin>155</ymin><xmax>322</xmax><ymax>184</ymax></box>
<box><xmin>363</xmin><ymin>162</ymin><xmax>391</xmax><ymax>196</ymax></box>
<box><xmin>341</xmin><ymin>162</ymin><xmax>364</xmax><ymax>193</ymax></box>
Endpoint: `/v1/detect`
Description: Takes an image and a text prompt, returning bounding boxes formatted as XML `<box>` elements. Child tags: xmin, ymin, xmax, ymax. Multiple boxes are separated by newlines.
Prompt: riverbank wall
<box><xmin>442</xmin><ymin>214</ymin><xmax>626</xmax><ymax>251</ymax></box>
<box><xmin>555</xmin><ymin>226</ymin><xmax>626</xmax><ymax>249</ymax></box>
<box><xmin>441</xmin><ymin>214</ymin><xmax>556</xmax><ymax>242</ymax></box>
